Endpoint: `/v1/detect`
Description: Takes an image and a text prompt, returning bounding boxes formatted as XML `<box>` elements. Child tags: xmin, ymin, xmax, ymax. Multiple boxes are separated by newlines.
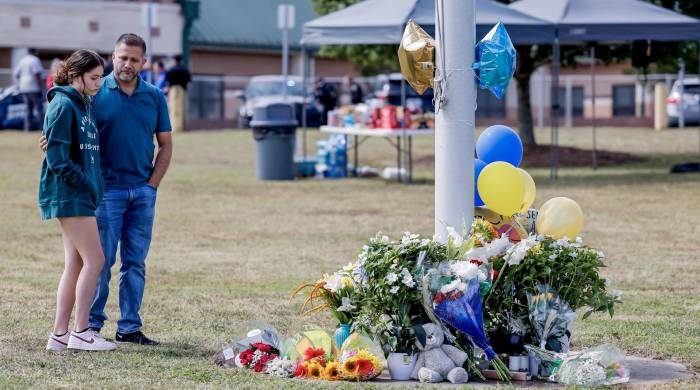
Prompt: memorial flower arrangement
<box><xmin>290</xmin><ymin>216</ymin><xmax>622</xmax><ymax>383</ymax></box>
<box><xmin>222</xmin><ymin>215</ymin><xmax>623</xmax><ymax>384</ymax></box>
<box><xmin>292</xmin><ymin>264</ymin><xmax>361</xmax><ymax>326</ymax></box>
<box><xmin>237</xmin><ymin>342</ymin><xmax>279</xmax><ymax>373</ymax></box>
<box><xmin>484</xmin><ymin>233</ymin><xmax>622</xmax><ymax>351</ymax></box>
<box><xmin>291</xmin><ymin>346</ymin><xmax>383</xmax><ymax>381</ymax></box>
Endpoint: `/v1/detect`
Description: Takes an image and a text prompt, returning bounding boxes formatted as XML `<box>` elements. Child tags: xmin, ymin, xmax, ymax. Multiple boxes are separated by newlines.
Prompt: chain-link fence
<box><xmin>1</xmin><ymin>67</ymin><xmax>694</xmax><ymax>130</ymax></box>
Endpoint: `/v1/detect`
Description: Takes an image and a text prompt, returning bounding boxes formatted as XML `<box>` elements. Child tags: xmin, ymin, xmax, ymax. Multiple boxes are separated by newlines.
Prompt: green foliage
<box><xmin>311</xmin><ymin>0</ymin><xmax>400</xmax><ymax>75</ymax></box>
<box><xmin>648</xmin><ymin>0</ymin><xmax>700</xmax><ymax>72</ymax></box>
<box><xmin>353</xmin><ymin>233</ymin><xmax>445</xmax><ymax>353</ymax></box>
<box><xmin>484</xmin><ymin>237</ymin><xmax>621</xmax><ymax>337</ymax></box>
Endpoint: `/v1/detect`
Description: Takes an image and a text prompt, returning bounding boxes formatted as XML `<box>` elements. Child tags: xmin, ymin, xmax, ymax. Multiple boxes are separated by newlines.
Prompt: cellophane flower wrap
<box><xmin>527</xmin><ymin>284</ymin><xmax>576</xmax><ymax>352</ymax></box>
<box><xmin>213</xmin><ymin>322</ymin><xmax>283</xmax><ymax>369</ymax></box>
<box><xmin>432</xmin><ymin>276</ymin><xmax>496</xmax><ymax>359</ymax></box>
<box><xmin>525</xmin><ymin>344</ymin><xmax>630</xmax><ymax>386</ymax></box>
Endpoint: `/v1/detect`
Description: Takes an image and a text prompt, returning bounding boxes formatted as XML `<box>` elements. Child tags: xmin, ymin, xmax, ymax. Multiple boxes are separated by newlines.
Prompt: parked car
<box><xmin>236</xmin><ymin>75</ymin><xmax>322</xmax><ymax>128</ymax></box>
<box><xmin>667</xmin><ymin>78</ymin><xmax>700</xmax><ymax>127</ymax></box>
<box><xmin>373</xmin><ymin>73</ymin><xmax>435</xmax><ymax>112</ymax></box>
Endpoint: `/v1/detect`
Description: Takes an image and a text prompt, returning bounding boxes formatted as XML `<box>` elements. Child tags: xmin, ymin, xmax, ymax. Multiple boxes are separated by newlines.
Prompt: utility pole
<box><xmin>141</xmin><ymin>1</ymin><xmax>158</xmax><ymax>84</ymax></box>
<box><xmin>278</xmin><ymin>4</ymin><xmax>295</xmax><ymax>101</ymax></box>
<box><xmin>434</xmin><ymin>0</ymin><xmax>475</xmax><ymax>241</ymax></box>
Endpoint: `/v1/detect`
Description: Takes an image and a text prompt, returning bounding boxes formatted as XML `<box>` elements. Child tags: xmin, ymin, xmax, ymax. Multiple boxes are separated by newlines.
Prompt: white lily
<box><xmin>337</xmin><ymin>297</ymin><xmax>356</xmax><ymax>312</ymax></box>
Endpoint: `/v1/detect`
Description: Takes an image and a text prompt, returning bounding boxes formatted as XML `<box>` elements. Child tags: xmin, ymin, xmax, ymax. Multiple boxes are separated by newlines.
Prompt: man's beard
<box><xmin>116</xmin><ymin>70</ymin><xmax>137</xmax><ymax>82</ymax></box>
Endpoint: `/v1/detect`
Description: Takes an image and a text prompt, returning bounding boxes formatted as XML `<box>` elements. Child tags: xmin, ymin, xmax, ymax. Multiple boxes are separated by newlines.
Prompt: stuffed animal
<box><xmin>410</xmin><ymin>323</ymin><xmax>469</xmax><ymax>383</ymax></box>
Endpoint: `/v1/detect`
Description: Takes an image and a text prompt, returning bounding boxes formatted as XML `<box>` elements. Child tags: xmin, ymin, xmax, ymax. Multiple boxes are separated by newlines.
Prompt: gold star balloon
<box><xmin>397</xmin><ymin>20</ymin><xmax>435</xmax><ymax>95</ymax></box>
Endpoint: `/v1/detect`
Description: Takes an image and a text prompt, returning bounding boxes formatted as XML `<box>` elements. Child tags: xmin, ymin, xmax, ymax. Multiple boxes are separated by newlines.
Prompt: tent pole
<box><xmin>591</xmin><ymin>44</ymin><xmax>597</xmax><ymax>170</ymax></box>
<box><xmin>550</xmin><ymin>33</ymin><xmax>560</xmax><ymax>180</ymax></box>
<box><xmin>401</xmin><ymin>77</ymin><xmax>407</xmax><ymax>183</ymax></box>
<box><xmin>301</xmin><ymin>43</ymin><xmax>308</xmax><ymax>160</ymax></box>
<box><xmin>434</xmin><ymin>0</ymin><xmax>475</xmax><ymax>241</ymax></box>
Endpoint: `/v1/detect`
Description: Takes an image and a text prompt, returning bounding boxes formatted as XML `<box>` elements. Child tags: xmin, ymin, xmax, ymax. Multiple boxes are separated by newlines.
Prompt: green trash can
<box><xmin>251</xmin><ymin>102</ymin><xmax>298</xmax><ymax>180</ymax></box>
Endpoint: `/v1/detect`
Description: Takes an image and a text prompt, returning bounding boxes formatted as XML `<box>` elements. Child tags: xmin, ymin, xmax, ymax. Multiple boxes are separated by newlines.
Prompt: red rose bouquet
<box><xmin>236</xmin><ymin>342</ymin><xmax>279</xmax><ymax>373</ymax></box>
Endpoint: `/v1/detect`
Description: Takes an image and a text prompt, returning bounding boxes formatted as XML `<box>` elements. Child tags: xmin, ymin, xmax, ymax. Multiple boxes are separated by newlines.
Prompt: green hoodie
<box><xmin>38</xmin><ymin>85</ymin><xmax>104</xmax><ymax>220</ymax></box>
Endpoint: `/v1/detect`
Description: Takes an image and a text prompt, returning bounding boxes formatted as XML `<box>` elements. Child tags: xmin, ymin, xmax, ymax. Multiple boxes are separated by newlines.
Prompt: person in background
<box><xmin>339</xmin><ymin>74</ymin><xmax>363</xmax><ymax>106</ymax></box>
<box><xmin>164</xmin><ymin>55</ymin><xmax>191</xmax><ymax>132</ymax></box>
<box><xmin>40</xmin><ymin>49</ymin><xmax>116</xmax><ymax>352</ymax></box>
<box><xmin>315</xmin><ymin>78</ymin><xmax>337</xmax><ymax>125</ymax></box>
<box><xmin>151</xmin><ymin>60</ymin><xmax>167</xmax><ymax>92</ymax></box>
<box><xmin>102</xmin><ymin>55</ymin><xmax>113</xmax><ymax>77</ymax></box>
<box><xmin>13</xmin><ymin>48</ymin><xmax>45</xmax><ymax>131</ymax></box>
<box><xmin>45</xmin><ymin>58</ymin><xmax>62</xmax><ymax>91</ymax></box>
<box><xmin>139</xmin><ymin>62</ymin><xmax>151</xmax><ymax>81</ymax></box>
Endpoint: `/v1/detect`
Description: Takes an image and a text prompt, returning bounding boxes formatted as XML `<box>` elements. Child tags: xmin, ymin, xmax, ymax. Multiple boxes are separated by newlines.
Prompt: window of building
<box><xmin>476</xmin><ymin>88</ymin><xmax>506</xmax><ymax>118</ymax></box>
<box><xmin>612</xmin><ymin>85</ymin><xmax>636</xmax><ymax>116</ymax></box>
<box><xmin>556</xmin><ymin>86</ymin><xmax>584</xmax><ymax>117</ymax></box>
<box><xmin>188</xmin><ymin>77</ymin><xmax>224</xmax><ymax>120</ymax></box>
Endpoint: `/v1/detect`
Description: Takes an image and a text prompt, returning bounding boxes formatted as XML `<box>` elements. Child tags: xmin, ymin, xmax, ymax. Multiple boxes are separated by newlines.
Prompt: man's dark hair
<box><xmin>115</xmin><ymin>33</ymin><xmax>147</xmax><ymax>54</ymax></box>
<box><xmin>173</xmin><ymin>55</ymin><xmax>182</xmax><ymax>64</ymax></box>
<box><xmin>28</xmin><ymin>48</ymin><xmax>38</xmax><ymax>55</ymax></box>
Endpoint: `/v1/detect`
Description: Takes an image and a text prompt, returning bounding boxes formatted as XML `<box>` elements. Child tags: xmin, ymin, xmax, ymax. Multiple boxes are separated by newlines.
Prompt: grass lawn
<box><xmin>0</xmin><ymin>127</ymin><xmax>699</xmax><ymax>389</ymax></box>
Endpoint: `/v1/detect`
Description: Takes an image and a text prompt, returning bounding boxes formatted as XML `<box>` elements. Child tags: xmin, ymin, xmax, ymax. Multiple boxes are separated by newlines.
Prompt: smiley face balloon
<box><xmin>475</xmin><ymin>207</ymin><xmax>527</xmax><ymax>242</ymax></box>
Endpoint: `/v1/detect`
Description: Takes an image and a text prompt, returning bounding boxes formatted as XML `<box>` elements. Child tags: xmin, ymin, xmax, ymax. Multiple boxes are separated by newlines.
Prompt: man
<box><xmin>13</xmin><ymin>48</ymin><xmax>44</xmax><ymax>131</ymax></box>
<box><xmin>41</xmin><ymin>33</ymin><xmax>172</xmax><ymax>345</ymax></box>
<box><xmin>164</xmin><ymin>55</ymin><xmax>191</xmax><ymax>133</ymax></box>
<box><xmin>315</xmin><ymin>78</ymin><xmax>337</xmax><ymax>126</ymax></box>
<box><xmin>339</xmin><ymin>75</ymin><xmax>363</xmax><ymax>106</ymax></box>
<box><xmin>151</xmin><ymin>60</ymin><xmax>167</xmax><ymax>92</ymax></box>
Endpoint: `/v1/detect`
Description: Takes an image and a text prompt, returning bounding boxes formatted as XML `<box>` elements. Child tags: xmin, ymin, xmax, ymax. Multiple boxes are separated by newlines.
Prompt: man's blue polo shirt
<box><xmin>94</xmin><ymin>73</ymin><xmax>171</xmax><ymax>189</ymax></box>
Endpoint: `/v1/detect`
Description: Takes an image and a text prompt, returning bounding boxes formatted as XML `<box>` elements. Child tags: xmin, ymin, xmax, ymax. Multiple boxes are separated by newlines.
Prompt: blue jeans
<box><xmin>89</xmin><ymin>184</ymin><xmax>157</xmax><ymax>334</ymax></box>
<box><xmin>22</xmin><ymin>92</ymin><xmax>44</xmax><ymax>131</ymax></box>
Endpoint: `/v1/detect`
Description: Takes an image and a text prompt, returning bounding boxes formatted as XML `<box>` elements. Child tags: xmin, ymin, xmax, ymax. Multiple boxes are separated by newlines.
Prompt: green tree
<box><xmin>311</xmin><ymin>0</ymin><xmax>400</xmax><ymax>75</ymax></box>
<box><xmin>646</xmin><ymin>0</ymin><xmax>700</xmax><ymax>73</ymax></box>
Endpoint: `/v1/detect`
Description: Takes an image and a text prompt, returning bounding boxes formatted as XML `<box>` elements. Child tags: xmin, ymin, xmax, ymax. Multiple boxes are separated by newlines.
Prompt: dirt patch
<box><xmin>413</xmin><ymin>145</ymin><xmax>644</xmax><ymax>168</ymax></box>
<box><xmin>521</xmin><ymin>144</ymin><xmax>644</xmax><ymax>167</ymax></box>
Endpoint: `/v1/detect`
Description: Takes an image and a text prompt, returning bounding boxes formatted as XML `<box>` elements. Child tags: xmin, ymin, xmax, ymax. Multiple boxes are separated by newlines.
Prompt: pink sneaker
<box><xmin>46</xmin><ymin>333</ymin><xmax>70</xmax><ymax>351</ymax></box>
<box><xmin>67</xmin><ymin>329</ymin><xmax>116</xmax><ymax>351</ymax></box>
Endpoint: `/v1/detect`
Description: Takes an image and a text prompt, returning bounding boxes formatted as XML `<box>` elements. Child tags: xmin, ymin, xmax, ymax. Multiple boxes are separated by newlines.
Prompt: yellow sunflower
<box><xmin>307</xmin><ymin>362</ymin><xmax>323</xmax><ymax>380</ymax></box>
<box><xmin>323</xmin><ymin>361</ymin><xmax>342</xmax><ymax>381</ymax></box>
<box><xmin>342</xmin><ymin>359</ymin><xmax>359</xmax><ymax>379</ymax></box>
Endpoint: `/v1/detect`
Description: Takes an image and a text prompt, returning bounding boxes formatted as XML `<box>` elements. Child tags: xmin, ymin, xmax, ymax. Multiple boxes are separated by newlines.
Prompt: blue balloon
<box><xmin>474</xmin><ymin>158</ymin><xmax>486</xmax><ymax>206</ymax></box>
<box><xmin>473</xmin><ymin>22</ymin><xmax>516</xmax><ymax>99</ymax></box>
<box><xmin>476</xmin><ymin>125</ymin><xmax>523</xmax><ymax>166</ymax></box>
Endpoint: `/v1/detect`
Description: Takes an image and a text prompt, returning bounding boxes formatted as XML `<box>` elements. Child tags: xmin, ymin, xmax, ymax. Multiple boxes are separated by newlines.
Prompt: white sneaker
<box><xmin>67</xmin><ymin>329</ymin><xmax>117</xmax><ymax>351</ymax></box>
<box><xmin>46</xmin><ymin>333</ymin><xmax>70</xmax><ymax>351</ymax></box>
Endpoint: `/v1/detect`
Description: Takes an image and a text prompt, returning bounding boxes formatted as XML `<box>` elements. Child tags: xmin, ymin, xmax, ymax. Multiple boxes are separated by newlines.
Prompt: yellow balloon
<box><xmin>518</xmin><ymin>168</ymin><xmax>536</xmax><ymax>213</ymax></box>
<box><xmin>477</xmin><ymin>162</ymin><xmax>525</xmax><ymax>216</ymax></box>
<box><xmin>536</xmin><ymin>197</ymin><xmax>584</xmax><ymax>239</ymax></box>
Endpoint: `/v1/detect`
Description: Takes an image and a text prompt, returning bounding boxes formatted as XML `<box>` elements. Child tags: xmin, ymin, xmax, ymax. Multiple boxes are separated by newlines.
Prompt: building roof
<box><xmin>190</xmin><ymin>0</ymin><xmax>319</xmax><ymax>51</ymax></box>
